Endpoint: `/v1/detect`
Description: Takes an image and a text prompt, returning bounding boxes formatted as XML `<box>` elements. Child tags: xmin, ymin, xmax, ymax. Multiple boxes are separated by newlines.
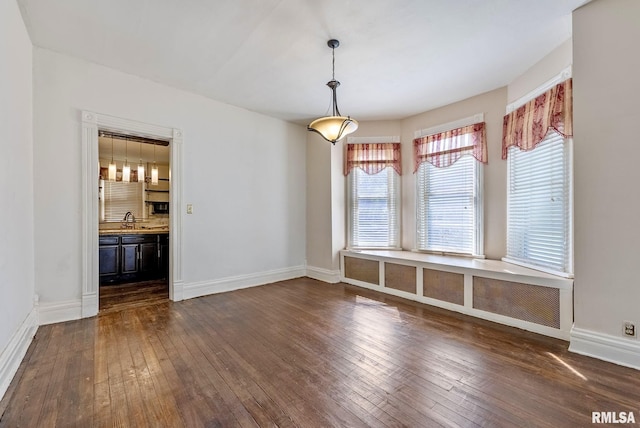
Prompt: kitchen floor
<box><xmin>99</xmin><ymin>280</ymin><xmax>169</xmax><ymax>314</ymax></box>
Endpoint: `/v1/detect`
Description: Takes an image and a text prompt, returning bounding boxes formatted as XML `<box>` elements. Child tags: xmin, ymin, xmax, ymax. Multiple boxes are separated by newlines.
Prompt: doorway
<box><xmin>81</xmin><ymin>111</ymin><xmax>184</xmax><ymax>318</ymax></box>
<box><xmin>97</xmin><ymin>132</ymin><xmax>170</xmax><ymax>312</ymax></box>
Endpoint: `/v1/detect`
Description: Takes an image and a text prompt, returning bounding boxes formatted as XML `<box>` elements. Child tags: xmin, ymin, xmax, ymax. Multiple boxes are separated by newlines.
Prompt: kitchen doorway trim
<box><xmin>81</xmin><ymin>111</ymin><xmax>184</xmax><ymax>318</ymax></box>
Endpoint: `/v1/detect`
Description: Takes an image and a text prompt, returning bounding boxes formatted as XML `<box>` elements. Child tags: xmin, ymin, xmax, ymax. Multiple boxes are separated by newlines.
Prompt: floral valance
<box><xmin>413</xmin><ymin>122</ymin><xmax>487</xmax><ymax>172</ymax></box>
<box><xmin>344</xmin><ymin>143</ymin><xmax>402</xmax><ymax>176</ymax></box>
<box><xmin>502</xmin><ymin>78</ymin><xmax>573</xmax><ymax>159</ymax></box>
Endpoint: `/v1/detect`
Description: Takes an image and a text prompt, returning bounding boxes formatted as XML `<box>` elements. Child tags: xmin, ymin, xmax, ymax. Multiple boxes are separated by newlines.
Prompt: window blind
<box><xmin>101</xmin><ymin>180</ymin><xmax>144</xmax><ymax>222</ymax></box>
<box><xmin>416</xmin><ymin>155</ymin><xmax>481</xmax><ymax>255</ymax></box>
<box><xmin>505</xmin><ymin>132</ymin><xmax>572</xmax><ymax>274</ymax></box>
<box><xmin>347</xmin><ymin>167</ymin><xmax>400</xmax><ymax>248</ymax></box>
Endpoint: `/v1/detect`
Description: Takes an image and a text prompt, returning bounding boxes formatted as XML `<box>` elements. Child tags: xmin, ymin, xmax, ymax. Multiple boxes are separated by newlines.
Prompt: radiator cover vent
<box><xmin>473</xmin><ymin>276</ymin><xmax>560</xmax><ymax>328</ymax></box>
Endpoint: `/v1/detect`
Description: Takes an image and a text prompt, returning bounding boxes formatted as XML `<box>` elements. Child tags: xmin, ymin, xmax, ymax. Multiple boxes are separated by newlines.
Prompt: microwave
<box><xmin>151</xmin><ymin>202</ymin><xmax>169</xmax><ymax>214</ymax></box>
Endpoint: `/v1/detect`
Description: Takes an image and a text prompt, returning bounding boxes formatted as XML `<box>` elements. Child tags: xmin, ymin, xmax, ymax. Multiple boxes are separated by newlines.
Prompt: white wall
<box><xmin>572</xmin><ymin>0</ymin><xmax>640</xmax><ymax>341</ymax></box>
<box><xmin>33</xmin><ymin>48</ymin><xmax>307</xmax><ymax>304</ymax></box>
<box><xmin>508</xmin><ymin>39</ymin><xmax>572</xmax><ymax>104</ymax></box>
<box><xmin>306</xmin><ymin>134</ymin><xmax>333</xmax><ymax>271</ymax></box>
<box><xmin>330</xmin><ymin>138</ymin><xmax>346</xmax><ymax>271</ymax></box>
<box><xmin>0</xmin><ymin>0</ymin><xmax>35</xmax><ymax>378</ymax></box>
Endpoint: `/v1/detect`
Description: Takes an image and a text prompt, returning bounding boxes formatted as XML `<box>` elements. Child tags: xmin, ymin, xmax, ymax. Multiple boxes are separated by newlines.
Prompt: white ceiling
<box><xmin>18</xmin><ymin>0</ymin><xmax>588</xmax><ymax>124</ymax></box>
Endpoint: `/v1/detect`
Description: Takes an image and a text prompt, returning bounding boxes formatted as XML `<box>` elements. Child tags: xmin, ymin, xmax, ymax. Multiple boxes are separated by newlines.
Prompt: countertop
<box><xmin>99</xmin><ymin>228</ymin><xmax>169</xmax><ymax>235</ymax></box>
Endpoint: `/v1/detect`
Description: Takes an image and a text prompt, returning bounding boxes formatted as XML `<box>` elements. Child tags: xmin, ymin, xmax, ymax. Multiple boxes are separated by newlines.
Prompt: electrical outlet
<box><xmin>623</xmin><ymin>322</ymin><xmax>636</xmax><ymax>338</ymax></box>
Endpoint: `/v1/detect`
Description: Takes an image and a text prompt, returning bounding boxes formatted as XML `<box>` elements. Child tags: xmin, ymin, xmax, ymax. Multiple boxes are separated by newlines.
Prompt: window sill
<box><xmin>344</xmin><ymin>249</ymin><xmax>572</xmax><ymax>289</ymax></box>
<box><xmin>347</xmin><ymin>246</ymin><xmax>403</xmax><ymax>251</ymax></box>
<box><xmin>501</xmin><ymin>257</ymin><xmax>573</xmax><ymax>279</ymax></box>
<box><xmin>412</xmin><ymin>249</ymin><xmax>485</xmax><ymax>259</ymax></box>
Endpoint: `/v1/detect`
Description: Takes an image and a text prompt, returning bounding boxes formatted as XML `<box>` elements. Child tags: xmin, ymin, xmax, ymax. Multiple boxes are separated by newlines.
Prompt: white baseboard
<box><xmin>306</xmin><ymin>266</ymin><xmax>341</xmax><ymax>283</ymax></box>
<box><xmin>81</xmin><ymin>292</ymin><xmax>98</xmax><ymax>318</ymax></box>
<box><xmin>38</xmin><ymin>299</ymin><xmax>82</xmax><ymax>325</ymax></box>
<box><xmin>183</xmin><ymin>265</ymin><xmax>306</xmax><ymax>300</ymax></box>
<box><xmin>569</xmin><ymin>327</ymin><xmax>640</xmax><ymax>370</ymax></box>
<box><xmin>171</xmin><ymin>279</ymin><xmax>185</xmax><ymax>302</ymax></box>
<box><xmin>0</xmin><ymin>308</ymin><xmax>38</xmax><ymax>400</ymax></box>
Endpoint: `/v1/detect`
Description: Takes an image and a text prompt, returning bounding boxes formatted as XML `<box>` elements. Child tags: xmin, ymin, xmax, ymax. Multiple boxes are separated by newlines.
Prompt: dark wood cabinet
<box><xmin>121</xmin><ymin>243</ymin><xmax>139</xmax><ymax>274</ymax></box>
<box><xmin>159</xmin><ymin>234</ymin><xmax>169</xmax><ymax>279</ymax></box>
<box><xmin>139</xmin><ymin>241</ymin><xmax>158</xmax><ymax>276</ymax></box>
<box><xmin>99</xmin><ymin>233</ymin><xmax>168</xmax><ymax>285</ymax></box>
<box><xmin>98</xmin><ymin>236</ymin><xmax>120</xmax><ymax>283</ymax></box>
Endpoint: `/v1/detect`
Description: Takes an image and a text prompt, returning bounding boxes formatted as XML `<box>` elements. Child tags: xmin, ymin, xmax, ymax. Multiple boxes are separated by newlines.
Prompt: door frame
<box><xmin>81</xmin><ymin>111</ymin><xmax>184</xmax><ymax>317</ymax></box>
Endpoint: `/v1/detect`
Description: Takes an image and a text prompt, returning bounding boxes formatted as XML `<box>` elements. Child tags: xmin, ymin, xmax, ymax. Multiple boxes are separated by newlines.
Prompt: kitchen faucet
<box><xmin>122</xmin><ymin>211</ymin><xmax>136</xmax><ymax>229</ymax></box>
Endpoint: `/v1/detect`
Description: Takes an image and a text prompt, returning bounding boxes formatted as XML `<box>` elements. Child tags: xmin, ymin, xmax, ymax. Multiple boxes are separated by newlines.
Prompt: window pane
<box><xmin>506</xmin><ymin>133</ymin><xmax>571</xmax><ymax>274</ymax></box>
<box><xmin>416</xmin><ymin>155</ymin><xmax>481</xmax><ymax>254</ymax></box>
<box><xmin>348</xmin><ymin>167</ymin><xmax>400</xmax><ymax>248</ymax></box>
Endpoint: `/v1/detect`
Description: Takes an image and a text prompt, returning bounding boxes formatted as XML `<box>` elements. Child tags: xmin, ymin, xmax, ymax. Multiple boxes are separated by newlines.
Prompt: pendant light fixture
<box><xmin>151</xmin><ymin>142</ymin><xmax>159</xmax><ymax>186</ymax></box>
<box><xmin>122</xmin><ymin>136</ymin><xmax>131</xmax><ymax>182</ymax></box>
<box><xmin>108</xmin><ymin>134</ymin><xmax>117</xmax><ymax>181</ymax></box>
<box><xmin>137</xmin><ymin>141</ymin><xmax>145</xmax><ymax>183</ymax></box>
<box><xmin>307</xmin><ymin>39</ymin><xmax>358</xmax><ymax>144</ymax></box>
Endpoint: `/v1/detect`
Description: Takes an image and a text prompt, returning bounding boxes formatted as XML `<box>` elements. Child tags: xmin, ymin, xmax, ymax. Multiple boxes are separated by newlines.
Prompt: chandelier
<box><xmin>307</xmin><ymin>39</ymin><xmax>358</xmax><ymax>144</ymax></box>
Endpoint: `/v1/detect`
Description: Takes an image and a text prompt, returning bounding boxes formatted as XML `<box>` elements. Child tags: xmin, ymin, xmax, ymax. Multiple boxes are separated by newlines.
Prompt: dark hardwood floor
<box><xmin>99</xmin><ymin>280</ymin><xmax>169</xmax><ymax>314</ymax></box>
<box><xmin>1</xmin><ymin>277</ymin><xmax>638</xmax><ymax>427</ymax></box>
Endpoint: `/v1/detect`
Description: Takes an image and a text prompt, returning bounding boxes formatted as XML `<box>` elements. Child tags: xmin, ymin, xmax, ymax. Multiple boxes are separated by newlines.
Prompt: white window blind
<box><xmin>416</xmin><ymin>155</ymin><xmax>482</xmax><ymax>255</ymax></box>
<box><xmin>505</xmin><ymin>132</ymin><xmax>572</xmax><ymax>275</ymax></box>
<box><xmin>347</xmin><ymin>167</ymin><xmax>400</xmax><ymax>249</ymax></box>
<box><xmin>100</xmin><ymin>180</ymin><xmax>144</xmax><ymax>222</ymax></box>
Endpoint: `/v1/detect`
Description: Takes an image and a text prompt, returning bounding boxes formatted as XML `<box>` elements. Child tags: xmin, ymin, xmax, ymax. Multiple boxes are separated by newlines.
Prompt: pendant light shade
<box><xmin>151</xmin><ymin>142</ymin><xmax>159</xmax><ymax>185</ymax></box>
<box><xmin>308</xmin><ymin>115</ymin><xmax>358</xmax><ymax>144</ymax></box>
<box><xmin>122</xmin><ymin>137</ymin><xmax>131</xmax><ymax>182</ymax></box>
<box><xmin>137</xmin><ymin>139</ymin><xmax>145</xmax><ymax>182</ymax></box>
<box><xmin>137</xmin><ymin>163</ymin><xmax>145</xmax><ymax>183</ymax></box>
<box><xmin>122</xmin><ymin>164</ymin><xmax>131</xmax><ymax>182</ymax></box>
<box><xmin>108</xmin><ymin>163</ymin><xmax>117</xmax><ymax>181</ymax></box>
<box><xmin>307</xmin><ymin>39</ymin><xmax>358</xmax><ymax>144</ymax></box>
<box><xmin>108</xmin><ymin>135</ymin><xmax>117</xmax><ymax>181</ymax></box>
<box><xmin>151</xmin><ymin>166</ymin><xmax>159</xmax><ymax>185</ymax></box>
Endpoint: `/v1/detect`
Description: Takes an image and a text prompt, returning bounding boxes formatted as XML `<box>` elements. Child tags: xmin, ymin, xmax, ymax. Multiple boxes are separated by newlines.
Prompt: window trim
<box><xmin>506</xmin><ymin>66</ymin><xmax>572</xmax><ymax>114</ymax></box>
<box><xmin>414</xmin><ymin>113</ymin><xmax>485</xmax><ymax>139</ymax></box>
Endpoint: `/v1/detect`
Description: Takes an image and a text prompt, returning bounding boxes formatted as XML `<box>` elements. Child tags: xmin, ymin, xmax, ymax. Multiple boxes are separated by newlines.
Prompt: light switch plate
<box><xmin>186</xmin><ymin>204</ymin><xmax>193</xmax><ymax>214</ymax></box>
